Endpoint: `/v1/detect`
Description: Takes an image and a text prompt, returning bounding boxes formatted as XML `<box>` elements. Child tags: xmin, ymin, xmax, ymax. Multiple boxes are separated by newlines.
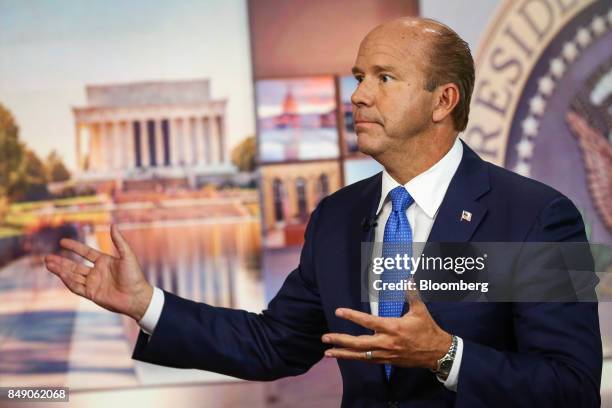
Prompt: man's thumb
<box><xmin>405</xmin><ymin>278</ymin><xmax>425</xmax><ymax>314</ymax></box>
<box><xmin>110</xmin><ymin>224</ymin><xmax>132</xmax><ymax>258</ymax></box>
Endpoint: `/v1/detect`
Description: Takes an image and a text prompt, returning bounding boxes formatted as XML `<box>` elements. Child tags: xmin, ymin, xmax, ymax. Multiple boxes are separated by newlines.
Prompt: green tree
<box><xmin>0</xmin><ymin>103</ymin><xmax>52</xmax><ymax>202</ymax></box>
<box><xmin>230</xmin><ymin>135</ymin><xmax>257</xmax><ymax>172</ymax></box>
<box><xmin>46</xmin><ymin>150</ymin><xmax>71</xmax><ymax>182</ymax></box>
<box><xmin>23</xmin><ymin>149</ymin><xmax>47</xmax><ymax>183</ymax></box>
<box><xmin>0</xmin><ymin>104</ymin><xmax>24</xmax><ymax>198</ymax></box>
<box><xmin>0</xmin><ymin>195</ymin><xmax>7</xmax><ymax>226</ymax></box>
<box><xmin>10</xmin><ymin>149</ymin><xmax>49</xmax><ymax>201</ymax></box>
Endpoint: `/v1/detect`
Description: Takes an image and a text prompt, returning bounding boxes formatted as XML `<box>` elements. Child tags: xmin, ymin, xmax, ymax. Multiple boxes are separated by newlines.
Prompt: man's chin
<box><xmin>356</xmin><ymin>133</ymin><xmax>383</xmax><ymax>157</ymax></box>
<box><xmin>357</xmin><ymin>145</ymin><xmax>378</xmax><ymax>157</ymax></box>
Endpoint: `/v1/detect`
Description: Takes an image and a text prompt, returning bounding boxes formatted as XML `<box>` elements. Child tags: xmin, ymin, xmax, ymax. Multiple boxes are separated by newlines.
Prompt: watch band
<box><xmin>432</xmin><ymin>335</ymin><xmax>458</xmax><ymax>381</ymax></box>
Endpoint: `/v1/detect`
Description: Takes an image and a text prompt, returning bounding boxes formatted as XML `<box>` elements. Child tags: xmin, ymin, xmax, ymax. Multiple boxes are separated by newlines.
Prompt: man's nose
<box><xmin>351</xmin><ymin>80</ymin><xmax>374</xmax><ymax>107</ymax></box>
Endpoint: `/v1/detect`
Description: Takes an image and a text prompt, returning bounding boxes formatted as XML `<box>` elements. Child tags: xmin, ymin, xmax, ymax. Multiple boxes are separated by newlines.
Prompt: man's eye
<box><xmin>380</xmin><ymin>74</ymin><xmax>392</xmax><ymax>83</ymax></box>
<box><xmin>355</xmin><ymin>76</ymin><xmax>364</xmax><ymax>83</ymax></box>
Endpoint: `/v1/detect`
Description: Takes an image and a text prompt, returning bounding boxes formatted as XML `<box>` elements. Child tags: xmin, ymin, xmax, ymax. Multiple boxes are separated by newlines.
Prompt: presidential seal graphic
<box><xmin>463</xmin><ymin>0</ymin><xmax>612</xmax><ymax>353</ymax></box>
<box><xmin>464</xmin><ymin>0</ymin><xmax>611</xmax><ymax>244</ymax></box>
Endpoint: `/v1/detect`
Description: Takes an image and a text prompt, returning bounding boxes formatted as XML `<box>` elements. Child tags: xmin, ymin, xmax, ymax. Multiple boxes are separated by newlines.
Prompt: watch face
<box><xmin>440</xmin><ymin>360</ymin><xmax>453</xmax><ymax>373</ymax></box>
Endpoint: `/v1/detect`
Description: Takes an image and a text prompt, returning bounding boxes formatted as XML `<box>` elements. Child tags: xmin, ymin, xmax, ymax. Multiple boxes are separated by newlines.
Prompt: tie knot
<box><xmin>389</xmin><ymin>186</ymin><xmax>413</xmax><ymax>213</ymax></box>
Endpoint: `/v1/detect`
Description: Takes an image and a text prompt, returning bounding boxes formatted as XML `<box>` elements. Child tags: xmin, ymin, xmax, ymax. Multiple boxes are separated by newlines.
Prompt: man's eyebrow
<box><xmin>351</xmin><ymin>65</ymin><xmax>399</xmax><ymax>76</ymax></box>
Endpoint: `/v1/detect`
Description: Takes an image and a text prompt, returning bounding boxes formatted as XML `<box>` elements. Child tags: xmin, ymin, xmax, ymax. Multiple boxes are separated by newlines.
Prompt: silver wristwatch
<box><xmin>432</xmin><ymin>335</ymin><xmax>458</xmax><ymax>381</ymax></box>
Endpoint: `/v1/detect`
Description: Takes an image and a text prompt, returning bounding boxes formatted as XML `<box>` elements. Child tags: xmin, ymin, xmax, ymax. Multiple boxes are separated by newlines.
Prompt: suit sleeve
<box><xmin>455</xmin><ymin>196</ymin><xmax>602</xmax><ymax>407</ymax></box>
<box><xmin>131</xmin><ymin>200</ymin><xmax>329</xmax><ymax>381</ymax></box>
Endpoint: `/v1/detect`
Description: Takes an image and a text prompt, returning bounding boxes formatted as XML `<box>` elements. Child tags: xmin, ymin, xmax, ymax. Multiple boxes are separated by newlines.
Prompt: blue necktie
<box><xmin>379</xmin><ymin>186</ymin><xmax>414</xmax><ymax>379</ymax></box>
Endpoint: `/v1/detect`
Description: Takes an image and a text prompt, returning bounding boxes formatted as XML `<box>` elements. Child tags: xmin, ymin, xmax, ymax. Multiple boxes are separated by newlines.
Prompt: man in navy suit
<box><xmin>45</xmin><ymin>17</ymin><xmax>602</xmax><ymax>407</ymax></box>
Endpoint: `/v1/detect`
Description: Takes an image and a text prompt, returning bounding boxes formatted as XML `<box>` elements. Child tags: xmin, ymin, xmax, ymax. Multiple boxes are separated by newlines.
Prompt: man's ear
<box><xmin>432</xmin><ymin>83</ymin><xmax>460</xmax><ymax>124</ymax></box>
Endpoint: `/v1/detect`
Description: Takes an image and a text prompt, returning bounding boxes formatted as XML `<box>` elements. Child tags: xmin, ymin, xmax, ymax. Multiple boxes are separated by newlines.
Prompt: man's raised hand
<box><xmin>44</xmin><ymin>224</ymin><xmax>153</xmax><ymax>322</ymax></box>
<box><xmin>321</xmin><ymin>281</ymin><xmax>452</xmax><ymax>370</ymax></box>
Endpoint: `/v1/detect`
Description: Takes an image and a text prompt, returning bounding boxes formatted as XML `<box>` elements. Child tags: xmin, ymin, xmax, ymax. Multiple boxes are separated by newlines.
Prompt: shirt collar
<box><xmin>376</xmin><ymin>137</ymin><xmax>463</xmax><ymax>219</ymax></box>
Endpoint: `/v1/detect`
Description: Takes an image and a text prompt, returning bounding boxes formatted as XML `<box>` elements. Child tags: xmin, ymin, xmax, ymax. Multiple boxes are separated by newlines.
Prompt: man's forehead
<box><xmin>359</xmin><ymin>35</ymin><xmax>419</xmax><ymax>55</ymax></box>
<box><xmin>360</xmin><ymin>17</ymin><xmax>441</xmax><ymax>53</ymax></box>
<box><xmin>354</xmin><ymin>28</ymin><xmax>428</xmax><ymax>71</ymax></box>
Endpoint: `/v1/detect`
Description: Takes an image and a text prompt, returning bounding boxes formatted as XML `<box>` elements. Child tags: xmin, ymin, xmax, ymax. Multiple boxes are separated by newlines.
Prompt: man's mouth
<box><xmin>354</xmin><ymin>118</ymin><xmax>381</xmax><ymax>126</ymax></box>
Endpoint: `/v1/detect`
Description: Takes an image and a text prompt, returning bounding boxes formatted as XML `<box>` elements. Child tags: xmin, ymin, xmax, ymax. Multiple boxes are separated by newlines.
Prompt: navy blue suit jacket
<box><xmin>132</xmin><ymin>141</ymin><xmax>602</xmax><ymax>407</ymax></box>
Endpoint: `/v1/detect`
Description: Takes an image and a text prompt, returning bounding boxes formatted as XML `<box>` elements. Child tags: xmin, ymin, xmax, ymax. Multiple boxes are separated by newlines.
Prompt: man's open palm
<box><xmin>44</xmin><ymin>224</ymin><xmax>153</xmax><ymax>321</ymax></box>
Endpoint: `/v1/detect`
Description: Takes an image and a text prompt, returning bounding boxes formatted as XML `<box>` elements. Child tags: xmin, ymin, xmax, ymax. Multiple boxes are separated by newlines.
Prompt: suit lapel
<box><xmin>347</xmin><ymin>172</ymin><xmax>381</xmax><ymax>319</ymax></box>
<box><xmin>425</xmin><ymin>194</ymin><xmax>487</xmax><ymax>243</ymax></box>
<box><xmin>426</xmin><ymin>140</ymin><xmax>490</xmax><ymax>244</ymax></box>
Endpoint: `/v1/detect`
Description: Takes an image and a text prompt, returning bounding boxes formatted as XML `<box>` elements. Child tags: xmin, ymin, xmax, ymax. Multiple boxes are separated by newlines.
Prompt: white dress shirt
<box><xmin>138</xmin><ymin>137</ymin><xmax>464</xmax><ymax>391</ymax></box>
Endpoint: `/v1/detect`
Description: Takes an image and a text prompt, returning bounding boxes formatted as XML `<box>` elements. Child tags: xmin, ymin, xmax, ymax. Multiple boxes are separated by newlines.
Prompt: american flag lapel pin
<box><xmin>460</xmin><ymin>210</ymin><xmax>472</xmax><ymax>222</ymax></box>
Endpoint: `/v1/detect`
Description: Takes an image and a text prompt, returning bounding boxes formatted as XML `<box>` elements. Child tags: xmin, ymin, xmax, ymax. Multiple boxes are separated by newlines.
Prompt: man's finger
<box><xmin>65</xmin><ymin>279</ymin><xmax>87</xmax><ymax>297</ymax></box>
<box><xmin>59</xmin><ymin>238</ymin><xmax>103</xmax><ymax>263</ymax></box>
<box><xmin>335</xmin><ymin>308</ymin><xmax>392</xmax><ymax>332</ymax></box>
<box><xmin>324</xmin><ymin>347</ymin><xmax>395</xmax><ymax>364</ymax></box>
<box><xmin>45</xmin><ymin>259</ymin><xmax>88</xmax><ymax>298</ymax></box>
<box><xmin>110</xmin><ymin>224</ymin><xmax>133</xmax><ymax>259</ymax></box>
<box><xmin>45</xmin><ymin>254</ymin><xmax>91</xmax><ymax>277</ymax></box>
<box><xmin>322</xmin><ymin>332</ymin><xmax>385</xmax><ymax>350</ymax></box>
<box><xmin>405</xmin><ymin>278</ymin><xmax>426</xmax><ymax>313</ymax></box>
<box><xmin>71</xmin><ymin>273</ymin><xmax>86</xmax><ymax>285</ymax></box>
<box><xmin>44</xmin><ymin>257</ymin><xmax>89</xmax><ymax>285</ymax></box>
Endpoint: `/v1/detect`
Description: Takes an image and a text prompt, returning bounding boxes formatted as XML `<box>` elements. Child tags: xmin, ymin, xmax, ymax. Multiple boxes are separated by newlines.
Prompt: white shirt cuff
<box><xmin>138</xmin><ymin>286</ymin><xmax>165</xmax><ymax>335</ymax></box>
<box><xmin>437</xmin><ymin>336</ymin><xmax>463</xmax><ymax>392</ymax></box>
